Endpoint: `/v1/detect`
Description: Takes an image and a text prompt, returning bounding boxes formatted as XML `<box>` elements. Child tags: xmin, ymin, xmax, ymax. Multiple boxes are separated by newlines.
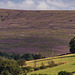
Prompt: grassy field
<box><xmin>27</xmin><ymin>54</ymin><xmax>75</xmax><ymax>75</ymax></box>
<box><xmin>28</xmin><ymin>62</ymin><xmax>75</xmax><ymax>75</ymax></box>
<box><xmin>26</xmin><ymin>54</ymin><xmax>75</xmax><ymax>67</ymax></box>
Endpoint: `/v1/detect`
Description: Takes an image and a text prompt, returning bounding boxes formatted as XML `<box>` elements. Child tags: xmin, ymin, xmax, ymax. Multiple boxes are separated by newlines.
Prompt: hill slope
<box><xmin>28</xmin><ymin>62</ymin><xmax>75</xmax><ymax>75</ymax></box>
<box><xmin>28</xmin><ymin>54</ymin><xmax>75</xmax><ymax>75</ymax></box>
<box><xmin>0</xmin><ymin>9</ymin><xmax>75</xmax><ymax>56</ymax></box>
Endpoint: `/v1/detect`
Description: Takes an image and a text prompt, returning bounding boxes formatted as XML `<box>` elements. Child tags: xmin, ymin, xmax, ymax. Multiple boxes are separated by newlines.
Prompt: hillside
<box><xmin>29</xmin><ymin>62</ymin><xmax>75</xmax><ymax>75</ymax></box>
<box><xmin>28</xmin><ymin>54</ymin><xmax>75</xmax><ymax>75</ymax></box>
<box><xmin>0</xmin><ymin>9</ymin><xmax>75</xmax><ymax>56</ymax></box>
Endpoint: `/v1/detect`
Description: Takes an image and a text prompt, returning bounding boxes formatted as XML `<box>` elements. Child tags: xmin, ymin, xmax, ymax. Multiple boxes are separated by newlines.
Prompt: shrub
<box><xmin>34</xmin><ymin>54</ymin><xmax>43</xmax><ymax>59</ymax></box>
<box><xmin>34</xmin><ymin>67</ymin><xmax>40</xmax><ymax>71</ymax></box>
<box><xmin>17</xmin><ymin>59</ymin><xmax>26</xmax><ymax>67</ymax></box>
<box><xmin>47</xmin><ymin>60</ymin><xmax>57</xmax><ymax>67</ymax></box>
<box><xmin>22</xmin><ymin>66</ymin><xmax>33</xmax><ymax>72</ymax></box>
<box><xmin>40</xmin><ymin>62</ymin><xmax>46</xmax><ymax>69</ymax></box>
<box><xmin>21</xmin><ymin>53</ymin><xmax>34</xmax><ymax>61</ymax></box>
<box><xmin>31</xmin><ymin>74</ymin><xmax>47</xmax><ymax>75</ymax></box>
<box><xmin>58</xmin><ymin>71</ymin><xmax>73</xmax><ymax>75</ymax></box>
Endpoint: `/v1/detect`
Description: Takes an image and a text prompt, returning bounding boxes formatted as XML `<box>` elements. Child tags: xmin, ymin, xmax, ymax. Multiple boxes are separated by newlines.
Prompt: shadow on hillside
<box><xmin>72</xmin><ymin>63</ymin><xmax>75</xmax><ymax>65</ymax></box>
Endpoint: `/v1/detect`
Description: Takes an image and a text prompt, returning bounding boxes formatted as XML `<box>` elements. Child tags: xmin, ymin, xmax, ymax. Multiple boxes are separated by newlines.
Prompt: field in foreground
<box><xmin>28</xmin><ymin>62</ymin><xmax>75</xmax><ymax>75</ymax></box>
<box><xmin>27</xmin><ymin>54</ymin><xmax>75</xmax><ymax>75</ymax></box>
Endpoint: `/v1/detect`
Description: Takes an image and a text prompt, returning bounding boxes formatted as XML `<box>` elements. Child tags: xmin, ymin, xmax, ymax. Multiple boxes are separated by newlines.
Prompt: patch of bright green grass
<box><xmin>28</xmin><ymin>62</ymin><xmax>75</xmax><ymax>75</ymax></box>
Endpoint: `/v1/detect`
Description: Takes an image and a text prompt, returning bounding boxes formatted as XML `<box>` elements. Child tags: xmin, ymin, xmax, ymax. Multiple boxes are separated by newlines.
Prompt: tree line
<box><xmin>0</xmin><ymin>52</ymin><xmax>45</xmax><ymax>61</ymax></box>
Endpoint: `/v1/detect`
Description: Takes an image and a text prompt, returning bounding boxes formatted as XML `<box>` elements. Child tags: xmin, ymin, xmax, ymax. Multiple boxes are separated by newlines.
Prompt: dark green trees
<box><xmin>21</xmin><ymin>53</ymin><xmax>34</xmax><ymax>61</ymax></box>
<box><xmin>0</xmin><ymin>59</ymin><xmax>20</xmax><ymax>75</ymax></box>
<box><xmin>0</xmin><ymin>70</ymin><xmax>11</xmax><ymax>75</ymax></box>
<box><xmin>69</xmin><ymin>37</ymin><xmax>75</xmax><ymax>53</ymax></box>
<box><xmin>21</xmin><ymin>53</ymin><xmax>44</xmax><ymax>61</ymax></box>
<box><xmin>58</xmin><ymin>71</ymin><xmax>72</xmax><ymax>75</ymax></box>
<box><xmin>34</xmin><ymin>54</ymin><xmax>43</xmax><ymax>59</ymax></box>
<box><xmin>17</xmin><ymin>59</ymin><xmax>26</xmax><ymax>67</ymax></box>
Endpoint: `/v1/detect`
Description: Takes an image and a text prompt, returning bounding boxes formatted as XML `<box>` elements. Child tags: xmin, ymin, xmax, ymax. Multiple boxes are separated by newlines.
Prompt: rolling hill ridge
<box><xmin>0</xmin><ymin>9</ymin><xmax>75</xmax><ymax>57</ymax></box>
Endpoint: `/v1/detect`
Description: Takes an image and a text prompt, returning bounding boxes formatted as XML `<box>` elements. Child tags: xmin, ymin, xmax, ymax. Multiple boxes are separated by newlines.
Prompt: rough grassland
<box><xmin>28</xmin><ymin>54</ymin><xmax>75</xmax><ymax>75</ymax></box>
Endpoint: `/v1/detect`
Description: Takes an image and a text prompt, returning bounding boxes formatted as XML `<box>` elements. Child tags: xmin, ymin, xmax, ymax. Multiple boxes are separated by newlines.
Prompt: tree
<box><xmin>34</xmin><ymin>60</ymin><xmax>37</xmax><ymax>68</ymax></box>
<box><xmin>69</xmin><ymin>37</ymin><xmax>75</xmax><ymax>53</ymax></box>
<box><xmin>17</xmin><ymin>59</ymin><xmax>26</xmax><ymax>67</ymax></box>
<box><xmin>10</xmin><ymin>53</ymin><xmax>21</xmax><ymax>60</ymax></box>
<box><xmin>34</xmin><ymin>54</ymin><xmax>43</xmax><ymax>59</ymax></box>
<box><xmin>0</xmin><ymin>59</ymin><xmax>20</xmax><ymax>75</ymax></box>
<box><xmin>21</xmin><ymin>53</ymin><xmax>34</xmax><ymax>61</ymax></box>
<box><xmin>47</xmin><ymin>60</ymin><xmax>57</xmax><ymax>67</ymax></box>
<box><xmin>58</xmin><ymin>71</ymin><xmax>72</xmax><ymax>75</ymax></box>
<box><xmin>1</xmin><ymin>70</ymin><xmax>11</xmax><ymax>75</ymax></box>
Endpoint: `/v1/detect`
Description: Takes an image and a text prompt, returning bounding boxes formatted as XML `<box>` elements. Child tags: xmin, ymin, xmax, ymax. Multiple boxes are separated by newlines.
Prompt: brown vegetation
<box><xmin>0</xmin><ymin>9</ymin><xmax>75</xmax><ymax>56</ymax></box>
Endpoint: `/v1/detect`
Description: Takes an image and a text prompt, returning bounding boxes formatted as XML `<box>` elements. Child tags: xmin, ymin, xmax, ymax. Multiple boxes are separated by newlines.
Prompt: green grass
<box><xmin>26</xmin><ymin>54</ymin><xmax>75</xmax><ymax>67</ymax></box>
<box><xmin>28</xmin><ymin>62</ymin><xmax>75</xmax><ymax>75</ymax></box>
<box><xmin>26</xmin><ymin>54</ymin><xmax>75</xmax><ymax>75</ymax></box>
